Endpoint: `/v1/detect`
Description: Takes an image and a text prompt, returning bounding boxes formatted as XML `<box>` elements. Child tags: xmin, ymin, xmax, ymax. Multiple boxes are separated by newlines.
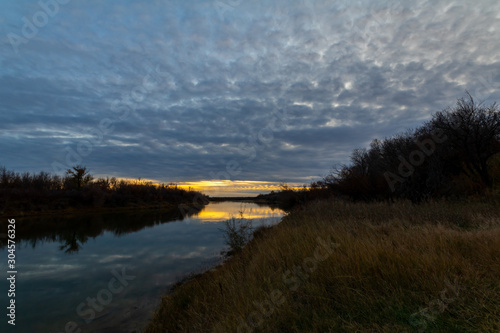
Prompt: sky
<box><xmin>1</xmin><ymin>0</ymin><xmax>500</xmax><ymax>196</ymax></box>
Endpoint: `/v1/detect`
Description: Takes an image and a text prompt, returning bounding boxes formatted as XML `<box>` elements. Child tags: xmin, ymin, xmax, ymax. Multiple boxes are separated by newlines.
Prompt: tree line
<box><xmin>261</xmin><ymin>92</ymin><xmax>500</xmax><ymax>206</ymax></box>
<box><xmin>0</xmin><ymin>165</ymin><xmax>207</xmax><ymax>214</ymax></box>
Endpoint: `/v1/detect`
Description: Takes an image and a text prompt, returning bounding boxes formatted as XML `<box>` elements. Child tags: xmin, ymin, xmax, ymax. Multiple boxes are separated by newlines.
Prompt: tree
<box><xmin>429</xmin><ymin>92</ymin><xmax>500</xmax><ymax>187</ymax></box>
<box><xmin>66</xmin><ymin>165</ymin><xmax>93</xmax><ymax>189</ymax></box>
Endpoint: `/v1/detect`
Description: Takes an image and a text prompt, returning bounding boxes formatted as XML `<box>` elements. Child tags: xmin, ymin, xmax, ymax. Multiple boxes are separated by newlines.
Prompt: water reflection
<box><xmin>0</xmin><ymin>202</ymin><xmax>282</xmax><ymax>254</ymax></box>
<box><xmin>198</xmin><ymin>201</ymin><xmax>282</xmax><ymax>222</ymax></box>
<box><xmin>59</xmin><ymin>232</ymin><xmax>86</xmax><ymax>253</ymax></box>
<box><xmin>0</xmin><ymin>208</ymin><xmax>199</xmax><ymax>253</ymax></box>
<box><xmin>0</xmin><ymin>202</ymin><xmax>283</xmax><ymax>333</ymax></box>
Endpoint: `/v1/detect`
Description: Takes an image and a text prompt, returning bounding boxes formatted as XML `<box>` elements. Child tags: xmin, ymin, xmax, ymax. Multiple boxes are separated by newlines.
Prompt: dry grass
<box><xmin>144</xmin><ymin>199</ymin><xmax>500</xmax><ymax>332</ymax></box>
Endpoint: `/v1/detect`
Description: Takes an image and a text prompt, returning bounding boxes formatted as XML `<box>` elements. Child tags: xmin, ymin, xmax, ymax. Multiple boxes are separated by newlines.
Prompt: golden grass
<box><xmin>144</xmin><ymin>199</ymin><xmax>500</xmax><ymax>332</ymax></box>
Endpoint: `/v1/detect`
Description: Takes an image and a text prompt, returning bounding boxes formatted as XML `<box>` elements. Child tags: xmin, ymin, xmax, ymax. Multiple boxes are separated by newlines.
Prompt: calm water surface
<box><xmin>0</xmin><ymin>202</ymin><xmax>283</xmax><ymax>333</ymax></box>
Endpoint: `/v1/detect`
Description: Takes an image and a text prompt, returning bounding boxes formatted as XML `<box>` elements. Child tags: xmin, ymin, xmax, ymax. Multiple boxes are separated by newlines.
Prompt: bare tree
<box><xmin>429</xmin><ymin>92</ymin><xmax>500</xmax><ymax>187</ymax></box>
<box><xmin>66</xmin><ymin>165</ymin><xmax>93</xmax><ymax>189</ymax></box>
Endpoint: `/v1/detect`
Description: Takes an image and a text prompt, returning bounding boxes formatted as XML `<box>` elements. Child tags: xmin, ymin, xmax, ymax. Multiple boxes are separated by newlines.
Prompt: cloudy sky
<box><xmin>1</xmin><ymin>0</ymin><xmax>500</xmax><ymax>195</ymax></box>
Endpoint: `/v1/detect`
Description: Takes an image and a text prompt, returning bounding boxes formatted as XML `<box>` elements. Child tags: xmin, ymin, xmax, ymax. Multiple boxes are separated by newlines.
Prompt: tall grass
<box><xmin>144</xmin><ymin>199</ymin><xmax>500</xmax><ymax>332</ymax></box>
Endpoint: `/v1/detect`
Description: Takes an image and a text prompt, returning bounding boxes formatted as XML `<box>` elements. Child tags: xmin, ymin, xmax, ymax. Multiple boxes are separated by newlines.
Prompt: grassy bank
<box><xmin>144</xmin><ymin>199</ymin><xmax>500</xmax><ymax>332</ymax></box>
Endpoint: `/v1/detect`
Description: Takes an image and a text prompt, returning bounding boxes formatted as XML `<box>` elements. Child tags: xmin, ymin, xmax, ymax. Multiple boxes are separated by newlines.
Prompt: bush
<box><xmin>220</xmin><ymin>217</ymin><xmax>253</xmax><ymax>256</ymax></box>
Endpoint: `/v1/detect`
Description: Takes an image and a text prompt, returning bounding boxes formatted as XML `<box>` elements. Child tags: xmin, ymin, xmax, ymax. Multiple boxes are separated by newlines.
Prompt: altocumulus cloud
<box><xmin>1</xmin><ymin>0</ymin><xmax>499</xmax><ymax>186</ymax></box>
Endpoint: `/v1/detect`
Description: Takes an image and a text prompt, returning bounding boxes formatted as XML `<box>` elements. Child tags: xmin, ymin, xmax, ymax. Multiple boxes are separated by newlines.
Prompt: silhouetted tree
<box><xmin>428</xmin><ymin>92</ymin><xmax>500</xmax><ymax>187</ymax></box>
<box><xmin>321</xmin><ymin>92</ymin><xmax>500</xmax><ymax>202</ymax></box>
<box><xmin>66</xmin><ymin>165</ymin><xmax>93</xmax><ymax>189</ymax></box>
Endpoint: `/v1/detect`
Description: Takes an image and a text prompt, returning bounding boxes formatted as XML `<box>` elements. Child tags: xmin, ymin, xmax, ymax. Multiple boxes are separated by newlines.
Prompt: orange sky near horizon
<box><xmin>104</xmin><ymin>177</ymin><xmax>307</xmax><ymax>197</ymax></box>
<box><xmin>177</xmin><ymin>180</ymin><xmax>307</xmax><ymax>197</ymax></box>
<box><xmin>95</xmin><ymin>175</ymin><xmax>304</xmax><ymax>197</ymax></box>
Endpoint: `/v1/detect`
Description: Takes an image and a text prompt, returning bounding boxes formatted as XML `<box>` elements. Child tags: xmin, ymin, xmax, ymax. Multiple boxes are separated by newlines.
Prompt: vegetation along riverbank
<box><xmin>144</xmin><ymin>198</ymin><xmax>500</xmax><ymax>332</ymax></box>
<box><xmin>0</xmin><ymin>165</ymin><xmax>208</xmax><ymax>217</ymax></box>
<box><xmin>144</xmin><ymin>94</ymin><xmax>500</xmax><ymax>332</ymax></box>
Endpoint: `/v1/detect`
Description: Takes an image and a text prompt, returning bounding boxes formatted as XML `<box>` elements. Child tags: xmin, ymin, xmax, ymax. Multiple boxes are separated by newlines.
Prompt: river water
<box><xmin>0</xmin><ymin>201</ymin><xmax>283</xmax><ymax>333</ymax></box>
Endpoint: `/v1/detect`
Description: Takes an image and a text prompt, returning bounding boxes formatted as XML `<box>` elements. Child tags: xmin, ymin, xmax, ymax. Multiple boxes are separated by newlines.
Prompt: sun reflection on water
<box><xmin>196</xmin><ymin>201</ymin><xmax>283</xmax><ymax>222</ymax></box>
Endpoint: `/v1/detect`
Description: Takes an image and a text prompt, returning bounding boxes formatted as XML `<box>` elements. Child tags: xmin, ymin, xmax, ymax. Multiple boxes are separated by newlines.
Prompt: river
<box><xmin>0</xmin><ymin>201</ymin><xmax>283</xmax><ymax>333</ymax></box>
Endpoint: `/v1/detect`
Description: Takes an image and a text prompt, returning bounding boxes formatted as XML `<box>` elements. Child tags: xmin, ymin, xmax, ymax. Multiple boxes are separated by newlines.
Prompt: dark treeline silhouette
<box><xmin>260</xmin><ymin>93</ymin><xmax>500</xmax><ymax>207</ymax></box>
<box><xmin>0</xmin><ymin>165</ymin><xmax>207</xmax><ymax>215</ymax></box>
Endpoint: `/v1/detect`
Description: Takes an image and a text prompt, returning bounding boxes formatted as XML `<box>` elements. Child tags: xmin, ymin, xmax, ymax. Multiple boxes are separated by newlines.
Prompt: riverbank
<box><xmin>0</xmin><ymin>167</ymin><xmax>209</xmax><ymax>218</ymax></box>
<box><xmin>0</xmin><ymin>202</ymin><xmax>182</xmax><ymax>218</ymax></box>
<box><xmin>144</xmin><ymin>198</ymin><xmax>500</xmax><ymax>332</ymax></box>
<box><xmin>0</xmin><ymin>199</ymin><xmax>211</xmax><ymax>219</ymax></box>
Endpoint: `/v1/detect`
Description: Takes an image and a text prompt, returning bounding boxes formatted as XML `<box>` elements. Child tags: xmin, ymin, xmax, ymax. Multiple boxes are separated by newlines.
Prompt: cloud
<box><xmin>1</xmin><ymin>0</ymin><xmax>499</xmax><ymax>189</ymax></box>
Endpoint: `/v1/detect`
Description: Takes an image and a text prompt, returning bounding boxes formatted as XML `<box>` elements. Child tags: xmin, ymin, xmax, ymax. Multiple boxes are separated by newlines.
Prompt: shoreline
<box><xmin>143</xmin><ymin>198</ymin><xmax>500</xmax><ymax>332</ymax></box>
<box><xmin>0</xmin><ymin>202</ymin><xmax>205</xmax><ymax>219</ymax></box>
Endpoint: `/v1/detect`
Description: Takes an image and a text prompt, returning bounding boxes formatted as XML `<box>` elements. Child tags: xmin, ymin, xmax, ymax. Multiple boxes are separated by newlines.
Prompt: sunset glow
<box><xmin>104</xmin><ymin>178</ymin><xmax>306</xmax><ymax>197</ymax></box>
<box><xmin>2</xmin><ymin>1</ymin><xmax>499</xmax><ymax>332</ymax></box>
<box><xmin>177</xmin><ymin>180</ymin><xmax>306</xmax><ymax>197</ymax></box>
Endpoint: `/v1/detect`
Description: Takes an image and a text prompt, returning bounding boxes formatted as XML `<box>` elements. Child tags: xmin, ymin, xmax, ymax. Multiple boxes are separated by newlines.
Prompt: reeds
<box><xmin>144</xmin><ymin>199</ymin><xmax>500</xmax><ymax>332</ymax></box>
